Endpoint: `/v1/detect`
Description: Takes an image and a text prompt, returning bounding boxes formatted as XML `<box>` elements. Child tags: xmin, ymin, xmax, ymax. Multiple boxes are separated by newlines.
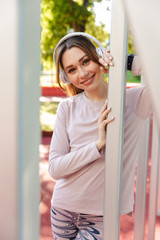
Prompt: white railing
<box><xmin>103</xmin><ymin>0</ymin><xmax>128</xmax><ymax>238</ymax></box>
<box><xmin>103</xmin><ymin>0</ymin><xmax>160</xmax><ymax>239</ymax></box>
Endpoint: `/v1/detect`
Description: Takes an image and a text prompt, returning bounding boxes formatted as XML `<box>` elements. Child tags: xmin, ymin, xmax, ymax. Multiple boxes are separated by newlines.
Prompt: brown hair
<box><xmin>54</xmin><ymin>35</ymin><xmax>101</xmax><ymax>96</ymax></box>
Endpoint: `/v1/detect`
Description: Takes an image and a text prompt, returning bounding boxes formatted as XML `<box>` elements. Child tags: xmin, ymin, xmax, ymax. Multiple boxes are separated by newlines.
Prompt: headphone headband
<box><xmin>53</xmin><ymin>32</ymin><xmax>105</xmax><ymax>84</ymax></box>
<box><xmin>53</xmin><ymin>32</ymin><xmax>105</xmax><ymax>64</ymax></box>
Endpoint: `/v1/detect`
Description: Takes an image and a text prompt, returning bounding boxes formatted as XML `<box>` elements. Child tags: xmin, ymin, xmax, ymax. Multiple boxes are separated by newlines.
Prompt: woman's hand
<box><xmin>99</xmin><ymin>48</ymin><xmax>114</xmax><ymax>74</ymax></box>
<box><xmin>96</xmin><ymin>100</ymin><xmax>115</xmax><ymax>151</ymax></box>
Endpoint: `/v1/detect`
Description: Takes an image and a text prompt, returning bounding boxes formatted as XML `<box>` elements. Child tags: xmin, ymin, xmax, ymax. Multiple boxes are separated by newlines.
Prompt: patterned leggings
<box><xmin>51</xmin><ymin>205</ymin><xmax>103</xmax><ymax>240</ymax></box>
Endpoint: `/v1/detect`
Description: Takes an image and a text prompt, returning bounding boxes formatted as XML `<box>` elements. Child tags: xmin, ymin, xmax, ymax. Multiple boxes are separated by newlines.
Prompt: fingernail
<box><xmin>110</xmin><ymin>62</ymin><xmax>114</xmax><ymax>66</ymax></box>
<box><xmin>111</xmin><ymin>116</ymin><xmax>115</xmax><ymax>120</ymax></box>
<box><xmin>104</xmin><ymin>63</ymin><xmax>108</xmax><ymax>67</ymax></box>
<box><xmin>109</xmin><ymin>56</ymin><xmax>112</xmax><ymax>60</ymax></box>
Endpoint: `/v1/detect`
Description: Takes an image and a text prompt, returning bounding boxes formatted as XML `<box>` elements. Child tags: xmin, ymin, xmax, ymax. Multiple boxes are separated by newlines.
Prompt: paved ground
<box><xmin>39</xmin><ymin>136</ymin><xmax>160</xmax><ymax>240</ymax></box>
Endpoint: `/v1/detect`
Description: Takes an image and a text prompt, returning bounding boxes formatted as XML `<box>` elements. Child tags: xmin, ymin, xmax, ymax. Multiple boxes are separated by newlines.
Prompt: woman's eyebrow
<box><xmin>65</xmin><ymin>55</ymin><xmax>87</xmax><ymax>70</ymax></box>
<box><xmin>66</xmin><ymin>64</ymin><xmax>74</xmax><ymax>70</ymax></box>
<box><xmin>79</xmin><ymin>55</ymin><xmax>87</xmax><ymax>62</ymax></box>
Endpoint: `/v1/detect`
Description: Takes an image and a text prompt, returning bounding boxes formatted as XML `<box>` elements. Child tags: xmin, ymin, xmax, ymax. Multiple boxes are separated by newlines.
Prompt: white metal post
<box><xmin>134</xmin><ymin>76</ymin><xmax>151</xmax><ymax>240</ymax></box>
<box><xmin>0</xmin><ymin>0</ymin><xmax>40</xmax><ymax>239</ymax></box>
<box><xmin>157</xmin><ymin>154</ymin><xmax>160</xmax><ymax>216</ymax></box>
<box><xmin>103</xmin><ymin>0</ymin><xmax>128</xmax><ymax>239</ymax></box>
<box><xmin>0</xmin><ymin>2</ymin><xmax>19</xmax><ymax>239</ymax></box>
<box><xmin>134</xmin><ymin>117</ymin><xmax>150</xmax><ymax>240</ymax></box>
<box><xmin>18</xmin><ymin>0</ymin><xmax>41</xmax><ymax>239</ymax></box>
<box><xmin>148</xmin><ymin>117</ymin><xmax>160</xmax><ymax>240</ymax></box>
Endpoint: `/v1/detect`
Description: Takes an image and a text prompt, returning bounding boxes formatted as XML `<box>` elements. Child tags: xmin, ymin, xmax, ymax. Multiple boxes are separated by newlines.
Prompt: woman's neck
<box><xmin>84</xmin><ymin>81</ymin><xmax>108</xmax><ymax>102</ymax></box>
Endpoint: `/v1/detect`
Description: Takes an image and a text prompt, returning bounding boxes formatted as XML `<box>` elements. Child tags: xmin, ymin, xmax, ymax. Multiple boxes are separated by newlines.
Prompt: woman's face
<box><xmin>61</xmin><ymin>47</ymin><xmax>103</xmax><ymax>92</ymax></box>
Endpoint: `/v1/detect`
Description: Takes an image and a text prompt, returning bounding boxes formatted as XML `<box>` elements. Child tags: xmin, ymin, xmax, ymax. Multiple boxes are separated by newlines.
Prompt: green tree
<box><xmin>40</xmin><ymin>0</ymin><xmax>109</xmax><ymax>70</ymax></box>
<box><xmin>85</xmin><ymin>14</ymin><xmax>110</xmax><ymax>47</ymax></box>
<box><xmin>128</xmin><ymin>30</ymin><xmax>136</xmax><ymax>54</ymax></box>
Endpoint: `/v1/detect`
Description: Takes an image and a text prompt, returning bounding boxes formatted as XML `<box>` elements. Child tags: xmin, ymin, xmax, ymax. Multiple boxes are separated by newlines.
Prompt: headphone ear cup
<box><xmin>59</xmin><ymin>70</ymin><xmax>71</xmax><ymax>84</ymax></box>
<box><xmin>96</xmin><ymin>47</ymin><xmax>103</xmax><ymax>58</ymax></box>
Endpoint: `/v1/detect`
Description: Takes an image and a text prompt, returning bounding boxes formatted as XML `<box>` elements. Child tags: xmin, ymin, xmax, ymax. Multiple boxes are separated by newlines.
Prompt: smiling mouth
<box><xmin>81</xmin><ymin>74</ymin><xmax>95</xmax><ymax>85</ymax></box>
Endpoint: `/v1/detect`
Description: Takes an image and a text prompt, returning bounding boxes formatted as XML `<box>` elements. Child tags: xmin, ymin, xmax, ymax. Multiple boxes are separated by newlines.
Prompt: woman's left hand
<box><xmin>99</xmin><ymin>49</ymin><xmax>114</xmax><ymax>74</ymax></box>
<box><xmin>96</xmin><ymin>100</ymin><xmax>115</xmax><ymax>151</ymax></box>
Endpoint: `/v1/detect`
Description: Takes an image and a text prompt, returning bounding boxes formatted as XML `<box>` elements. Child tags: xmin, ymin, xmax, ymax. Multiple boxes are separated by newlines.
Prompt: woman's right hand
<box><xmin>98</xmin><ymin>48</ymin><xmax>114</xmax><ymax>74</ymax></box>
<box><xmin>96</xmin><ymin>100</ymin><xmax>115</xmax><ymax>151</ymax></box>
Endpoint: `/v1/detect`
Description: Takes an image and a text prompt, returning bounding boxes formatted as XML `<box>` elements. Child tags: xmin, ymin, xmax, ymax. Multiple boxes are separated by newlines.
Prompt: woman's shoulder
<box><xmin>58</xmin><ymin>92</ymin><xmax>84</xmax><ymax>110</ymax></box>
<box><xmin>60</xmin><ymin>91</ymin><xmax>84</xmax><ymax>105</ymax></box>
<box><xmin>126</xmin><ymin>85</ymin><xmax>152</xmax><ymax>119</ymax></box>
<box><xmin>126</xmin><ymin>85</ymin><xmax>145</xmax><ymax>104</ymax></box>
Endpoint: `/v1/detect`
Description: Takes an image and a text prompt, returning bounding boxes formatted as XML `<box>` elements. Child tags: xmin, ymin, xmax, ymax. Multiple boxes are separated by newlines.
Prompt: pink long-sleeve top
<box><xmin>49</xmin><ymin>86</ymin><xmax>152</xmax><ymax>215</ymax></box>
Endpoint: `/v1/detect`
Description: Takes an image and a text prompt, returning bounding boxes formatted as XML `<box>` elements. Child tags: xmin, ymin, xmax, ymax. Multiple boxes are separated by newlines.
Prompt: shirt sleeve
<box><xmin>127</xmin><ymin>86</ymin><xmax>152</xmax><ymax>119</ymax></box>
<box><xmin>48</xmin><ymin>101</ymin><xmax>102</xmax><ymax>180</ymax></box>
<box><xmin>131</xmin><ymin>56</ymin><xmax>142</xmax><ymax>76</ymax></box>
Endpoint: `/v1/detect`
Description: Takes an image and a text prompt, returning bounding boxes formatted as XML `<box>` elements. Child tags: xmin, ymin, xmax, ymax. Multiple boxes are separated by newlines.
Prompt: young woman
<box><xmin>48</xmin><ymin>33</ymin><xmax>152</xmax><ymax>239</ymax></box>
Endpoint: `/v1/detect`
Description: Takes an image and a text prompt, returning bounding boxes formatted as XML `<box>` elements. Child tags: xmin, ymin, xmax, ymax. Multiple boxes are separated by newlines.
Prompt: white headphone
<box><xmin>53</xmin><ymin>32</ymin><xmax>105</xmax><ymax>84</ymax></box>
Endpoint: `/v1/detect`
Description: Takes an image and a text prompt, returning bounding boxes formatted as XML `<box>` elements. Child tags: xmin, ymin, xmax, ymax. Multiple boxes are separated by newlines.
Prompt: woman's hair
<box><xmin>54</xmin><ymin>35</ymin><xmax>101</xmax><ymax>96</ymax></box>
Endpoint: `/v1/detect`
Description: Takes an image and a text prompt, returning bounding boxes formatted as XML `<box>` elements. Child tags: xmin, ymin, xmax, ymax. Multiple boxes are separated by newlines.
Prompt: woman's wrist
<box><xmin>96</xmin><ymin>140</ymin><xmax>105</xmax><ymax>151</ymax></box>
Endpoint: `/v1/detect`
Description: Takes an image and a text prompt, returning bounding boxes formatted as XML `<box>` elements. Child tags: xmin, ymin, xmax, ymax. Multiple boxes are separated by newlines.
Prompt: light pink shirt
<box><xmin>49</xmin><ymin>87</ymin><xmax>152</xmax><ymax>215</ymax></box>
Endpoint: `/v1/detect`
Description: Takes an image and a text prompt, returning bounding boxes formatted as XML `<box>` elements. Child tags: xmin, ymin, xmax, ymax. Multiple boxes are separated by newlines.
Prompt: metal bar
<box><xmin>134</xmin><ymin>117</ymin><xmax>150</xmax><ymax>240</ymax></box>
<box><xmin>147</xmin><ymin>116</ymin><xmax>160</xmax><ymax>240</ymax></box>
<box><xmin>103</xmin><ymin>0</ymin><xmax>128</xmax><ymax>239</ymax></box>
<box><xmin>157</xmin><ymin>153</ymin><xmax>160</xmax><ymax>216</ymax></box>
<box><xmin>0</xmin><ymin>0</ymin><xmax>40</xmax><ymax>239</ymax></box>
<box><xmin>18</xmin><ymin>0</ymin><xmax>41</xmax><ymax>239</ymax></box>
<box><xmin>0</xmin><ymin>1</ymin><xmax>19</xmax><ymax>239</ymax></box>
<box><xmin>134</xmin><ymin>76</ymin><xmax>150</xmax><ymax>240</ymax></box>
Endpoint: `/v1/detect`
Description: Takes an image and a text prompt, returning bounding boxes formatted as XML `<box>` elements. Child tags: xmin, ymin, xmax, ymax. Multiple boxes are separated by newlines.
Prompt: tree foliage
<box><xmin>128</xmin><ymin>30</ymin><xmax>136</xmax><ymax>54</ymax></box>
<box><xmin>40</xmin><ymin>0</ymin><xmax>109</xmax><ymax>70</ymax></box>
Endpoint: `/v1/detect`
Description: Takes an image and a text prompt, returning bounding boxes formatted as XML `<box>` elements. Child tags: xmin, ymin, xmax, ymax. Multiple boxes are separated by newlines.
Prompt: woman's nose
<box><xmin>79</xmin><ymin>67</ymin><xmax>88</xmax><ymax>78</ymax></box>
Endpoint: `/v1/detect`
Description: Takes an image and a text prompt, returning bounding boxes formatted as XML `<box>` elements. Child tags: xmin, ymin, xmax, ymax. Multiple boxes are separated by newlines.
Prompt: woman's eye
<box><xmin>68</xmin><ymin>68</ymin><xmax>76</xmax><ymax>73</ymax></box>
<box><xmin>83</xmin><ymin>59</ymin><xmax>90</xmax><ymax>65</ymax></box>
